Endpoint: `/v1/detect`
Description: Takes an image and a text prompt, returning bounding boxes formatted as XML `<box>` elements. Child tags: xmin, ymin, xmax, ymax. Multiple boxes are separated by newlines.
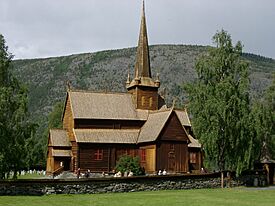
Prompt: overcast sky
<box><xmin>1</xmin><ymin>0</ymin><xmax>275</xmax><ymax>60</ymax></box>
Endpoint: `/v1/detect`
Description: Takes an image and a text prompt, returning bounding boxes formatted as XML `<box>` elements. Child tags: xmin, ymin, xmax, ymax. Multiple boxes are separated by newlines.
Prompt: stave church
<box><xmin>46</xmin><ymin>2</ymin><xmax>202</xmax><ymax>175</ymax></box>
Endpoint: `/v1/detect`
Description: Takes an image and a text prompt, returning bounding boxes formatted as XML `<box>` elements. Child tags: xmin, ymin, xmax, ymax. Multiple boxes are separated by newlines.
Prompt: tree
<box><xmin>27</xmin><ymin>101</ymin><xmax>64</xmax><ymax>169</ymax></box>
<box><xmin>0</xmin><ymin>34</ymin><xmax>36</xmax><ymax>179</ymax></box>
<box><xmin>253</xmin><ymin>74</ymin><xmax>275</xmax><ymax>160</ymax></box>
<box><xmin>184</xmin><ymin>30</ymin><xmax>258</xmax><ymax>174</ymax></box>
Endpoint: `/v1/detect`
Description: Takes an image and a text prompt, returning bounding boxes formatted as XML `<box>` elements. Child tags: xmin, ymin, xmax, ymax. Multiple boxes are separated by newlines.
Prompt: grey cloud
<box><xmin>0</xmin><ymin>0</ymin><xmax>275</xmax><ymax>59</ymax></box>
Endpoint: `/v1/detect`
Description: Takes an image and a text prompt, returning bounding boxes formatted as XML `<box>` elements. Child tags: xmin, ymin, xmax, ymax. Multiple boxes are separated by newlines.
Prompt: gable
<box><xmin>138</xmin><ymin>110</ymin><xmax>172</xmax><ymax>143</ymax></box>
<box><xmin>159</xmin><ymin>112</ymin><xmax>189</xmax><ymax>142</ymax></box>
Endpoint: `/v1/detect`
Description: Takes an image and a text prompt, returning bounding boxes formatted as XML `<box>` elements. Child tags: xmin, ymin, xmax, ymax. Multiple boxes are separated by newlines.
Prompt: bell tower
<box><xmin>126</xmin><ymin>1</ymin><xmax>160</xmax><ymax>110</ymax></box>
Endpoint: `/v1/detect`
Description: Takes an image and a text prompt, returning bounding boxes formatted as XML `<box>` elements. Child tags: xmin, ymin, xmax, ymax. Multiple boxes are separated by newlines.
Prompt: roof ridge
<box><xmin>73</xmin><ymin>128</ymin><xmax>140</xmax><ymax>132</ymax></box>
<box><xmin>148</xmin><ymin>107</ymin><xmax>172</xmax><ymax>114</ymax></box>
<box><xmin>50</xmin><ymin>128</ymin><xmax>66</xmax><ymax>131</ymax></box>
<box><xmin>69</xmin><ymin>89</ymin><xmax>130</xmax><ymax>95</ymax></box>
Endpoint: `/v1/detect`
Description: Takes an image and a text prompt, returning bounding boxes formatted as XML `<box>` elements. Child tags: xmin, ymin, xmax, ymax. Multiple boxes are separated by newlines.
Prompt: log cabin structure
<box><xmin>46</xmin><ymin>1</ymin><xmax>203</xmax><ymax>175</ymax></box>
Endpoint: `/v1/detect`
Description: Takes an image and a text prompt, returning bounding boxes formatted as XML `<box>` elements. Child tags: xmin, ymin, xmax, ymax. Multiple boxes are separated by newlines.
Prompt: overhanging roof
<box><xmin>175</xmin><ymin>110</ymin><xmax>191</xmax><ymax>127</ymax></box>
<box><xmin>188</xmin><ymin>135</ymin><xmax>201</xmax><ymax>148</ymax></box>
<box><xmin>52</xmin><ymin>149</ymin><xmax>72</xmax><ymax>157</ymax></box>
<box><xmin>74</xmin><ymin>129</ymin><xmax>140</xmax><ymax>144</ymax></box>
<box><xmin>49</xmin><ymin>129</ymin><xmax>71</xmax><ymax>147</ymax></box>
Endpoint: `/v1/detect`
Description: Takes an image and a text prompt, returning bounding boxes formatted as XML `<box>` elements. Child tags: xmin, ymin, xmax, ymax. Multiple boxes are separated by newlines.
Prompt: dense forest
<box><xmin>11</xmin><ymin>44</ymin><xmax>275</xmax><ymax>168</ymax></box>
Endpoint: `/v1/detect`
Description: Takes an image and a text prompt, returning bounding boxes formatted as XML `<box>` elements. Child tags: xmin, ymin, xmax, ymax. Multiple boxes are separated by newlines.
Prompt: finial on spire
<box><xmin>154</xmin><ymin>72</ymin><xmax>160</xmax><ymax>87</ymax></box>
<box><xmin>172</xmin><ymin>97</ymin><xmax>177</xmax><ymax>109</ymax></box>
<box><xmin>142</xmin><ymin>0</ymin><xmax>145</xmax><ymax>15</ymax></box>
<box><xmin>156</xmin><ymin>73</ymin><xmax>160</xmax><ymax>81</ymax></box>
<box><xmin>126</xmin><ymin>68</ymin><xmax>131</xmax><ymax>85</ymax></box>
<box><xmin>66</xmin><ymin>80</ymin><xmax>71</xmax><ymax>91</ymax></box>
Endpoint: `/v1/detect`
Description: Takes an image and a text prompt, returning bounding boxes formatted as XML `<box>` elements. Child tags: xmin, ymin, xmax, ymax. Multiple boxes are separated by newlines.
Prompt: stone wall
<box><xmin>0</xmin><ymin>172</ymin><xmax>266</xmax><ymax>196</ymax></box>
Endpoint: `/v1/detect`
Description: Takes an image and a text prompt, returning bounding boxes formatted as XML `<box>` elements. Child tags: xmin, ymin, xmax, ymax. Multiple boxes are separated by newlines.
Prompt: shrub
<box><xmin>115</xmin><ymin>155</ymin><xmax>144</xmax><ymax>176</ymax></box>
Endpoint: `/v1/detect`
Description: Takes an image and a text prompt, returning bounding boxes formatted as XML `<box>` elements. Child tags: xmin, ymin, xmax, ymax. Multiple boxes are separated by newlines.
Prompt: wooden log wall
<box><xmin>161</xmin><ymin>112</ymin><xmax>189</xmax><ymax>142</ymax></box>
<box><xmin>156</xmin><ymin>142</ymin><xmax>188</xmax><ymax>173</ymax></box>
<box><xmin>128</xmin><ymin>86</ymin><xmax>159</xmax><ymax>110</ymax></box>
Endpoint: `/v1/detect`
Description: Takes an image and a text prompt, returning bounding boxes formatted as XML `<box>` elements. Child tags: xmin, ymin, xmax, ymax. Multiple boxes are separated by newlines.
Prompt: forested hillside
<box><xmin>11</xmin><ymin>44</ymin><xmax>275</xmax><ymax>164</ymax></box>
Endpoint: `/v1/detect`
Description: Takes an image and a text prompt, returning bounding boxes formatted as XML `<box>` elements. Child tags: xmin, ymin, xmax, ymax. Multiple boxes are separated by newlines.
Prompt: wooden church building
<box><xmin>46</xmin><ymin>2</ymin><xmax>202</xmax><ymax>175</ymax></box>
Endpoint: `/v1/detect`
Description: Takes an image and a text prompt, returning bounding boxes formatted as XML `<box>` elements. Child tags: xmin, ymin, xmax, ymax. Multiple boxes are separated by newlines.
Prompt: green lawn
<box><xmin>0</xmin><ymin>188</ymin><xmax>274</xmax><ymax>206</ymax></box>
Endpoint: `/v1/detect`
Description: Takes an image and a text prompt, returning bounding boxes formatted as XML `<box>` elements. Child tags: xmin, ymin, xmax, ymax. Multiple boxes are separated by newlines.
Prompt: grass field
<box><xmin>0</xmin><ymin>188</ymin><xmax>274</xmax><ymax>206</ymax></box>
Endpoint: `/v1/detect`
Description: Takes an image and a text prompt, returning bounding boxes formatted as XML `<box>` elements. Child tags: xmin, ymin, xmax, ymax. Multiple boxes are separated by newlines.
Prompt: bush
<box><xmin>115</xmin><ymin>155</ymin><xmax>144</xmax><ymax>176</ymax></box>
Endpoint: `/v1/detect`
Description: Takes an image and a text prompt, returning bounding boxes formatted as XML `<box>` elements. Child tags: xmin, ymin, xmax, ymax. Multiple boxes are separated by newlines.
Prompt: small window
<box><xmin>141</xmin><ymin>96</ymin><xmax>145</xmax><ymax>106</ymax></box>
<box><xmin>190</xmin><ymin>152</ymin><xmax>196</xmax><ymax>164</ymax></box>
<box><xmin>94</xmin><ymin>149</ymin><xmax>103</xmax><ymax>160</ymax></box>
<box><xmin>149</xmin><ymin>97</ymin><xmax>153</xmax><ymax>107</ymax></box>
<box><xmin>140</xmin><ymin>149</ymin><xmax>146</xmax><ymax>162</ymax></box>
<box><xmin>170</xmin><ymin>144</ymin><xmax>175</xmax><ymax>151</ymax></box>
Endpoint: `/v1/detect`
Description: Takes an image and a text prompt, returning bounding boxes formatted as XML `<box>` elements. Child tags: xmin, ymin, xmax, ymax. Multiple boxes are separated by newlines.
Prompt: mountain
<box><xmin>12</xmin><ymin>44</ymin><xmax>275</xmax><ymax>136</ymax></box>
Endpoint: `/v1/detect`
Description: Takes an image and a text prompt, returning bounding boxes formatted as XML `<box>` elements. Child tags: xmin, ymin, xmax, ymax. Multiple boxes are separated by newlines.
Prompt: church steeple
<box><xmin>126</xmin><ymin>1</ymin><xmax>161</xmax><ymax>111</ymax></box>
<box><xmin>134</xmin><ymin>0</ymin><xmax>151</xmax><ymax>78</ymax></box>
<box><xmin>126</xmin><ymin>1</ymin><xmax>160</xmax><ymax>90</ymax></box>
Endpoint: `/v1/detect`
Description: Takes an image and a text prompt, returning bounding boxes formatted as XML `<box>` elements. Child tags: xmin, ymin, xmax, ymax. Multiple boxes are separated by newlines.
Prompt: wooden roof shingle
<box><xmin>175</xmin><ymin>110</ymin><xmax>191</xmax><ymax>127</ymax></box>
<box><xmin>52</xmin><ymin>149</ymin><xmax>72</xmax><ymax>157</ymax></box>
<box><xmin>49</xmin><ymin>129</ymin><xmax>71</xmax><ymax>147</ymax></box>
<box><xmin>138</xmin><ymin>109</ymin><xmax>172</xmax><ymax>143</ymax></box>
<box><xmin>188</xmin><ymin>135</ymin><xmax>201</xmax><ymax>148</ymax></box>
<box><xmin>69</xmin><ymin>91</ymin><xmax>148</xmax><ymax>120</ymax></box>
<box><xmin>74</xmin><ymin>129</ymin><xmax>140</xmax><ymax>144</ymax></box>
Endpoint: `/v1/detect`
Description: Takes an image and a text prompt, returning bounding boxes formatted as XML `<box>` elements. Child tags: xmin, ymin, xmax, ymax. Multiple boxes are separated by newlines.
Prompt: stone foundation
<box><xmin>0</xmin><ymin>172</ymin><xmax>266</xmax><ymax>196</ymax></box>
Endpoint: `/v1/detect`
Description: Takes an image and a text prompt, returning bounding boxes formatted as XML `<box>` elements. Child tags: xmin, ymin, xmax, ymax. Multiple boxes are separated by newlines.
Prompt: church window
<box><xmin>170</xmin><ymin>144</ymin><xmax>175</xmax><ymax>151</ymax></box>
<box><xmin>140</xmin><ymin>149</ymin><xmax>146</xmax><ymax>162</ymax></box>
<box><xmin>141</xmin><ymin>96</ymin><xmax>145</xmax><ymax>106</ymax></box>
<box><xmin>94</xmin><ymin>149</ymin><xmax>103</xmax><ymax>160</ymax></box>
<box><xmin>149</xmin><ymin>97</ymin><xmax>153</xmax><ymax>107</ymax></box>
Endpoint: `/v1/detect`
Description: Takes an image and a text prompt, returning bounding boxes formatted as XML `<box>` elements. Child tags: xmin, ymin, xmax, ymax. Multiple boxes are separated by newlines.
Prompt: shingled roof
<box><xmin>188</xmin><ymin>135</ymin><xmax>201</xmax><ymax>148</ymax></box>
<box><xmin>138</xmin><ymin>109</ymin><xmax>172</xmax><ymax>143</ymax></box>
<box><xmin>175</xmin><ymin>110</ymin><xmax>191</xmax><ymax>127</ymax></box>
<box><xmin>52</xmin><ymin>149</ymin><xmax>72</xmax><ymax>157</ymax></box>
<box><xmin>49</xmin><ymin>129</ymin><xmax>71</xmax><ymax>147</ymax></box>
<box><xmin>68</xmin><ymin>91</ymin><xmax>148</xmax><ymax>120</ymax></box>
<box><xmin>74</xmin><ymin>129</ymin><xmax>140</xmax><ymax>144</ymax></box>
<box><xmin>71</xmin><ymin>109</ymin><xmax>194</xmax><ymax>144</ymax></box>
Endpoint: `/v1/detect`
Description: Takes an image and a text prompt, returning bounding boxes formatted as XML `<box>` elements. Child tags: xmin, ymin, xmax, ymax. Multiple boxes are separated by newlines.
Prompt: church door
<box><xmin>168</xmin><ymin>144</ymin><xmax>176</xmax><ymax>173</ymax></box>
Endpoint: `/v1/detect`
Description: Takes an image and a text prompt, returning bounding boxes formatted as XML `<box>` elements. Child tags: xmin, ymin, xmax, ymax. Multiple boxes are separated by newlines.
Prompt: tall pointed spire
<box><xmin>126</xmin><ymin>1</ymin><xmax>162</xmax><ymax>110</ymax></box>
<box><xmin>126</xmin><ymin>0</ymin><xmax>160</xmax><ymax>90</ymax></box>
<box><xmin>134</xmin><ymin>0</ymin><xmax>151</xmax><ymax>78</ymax></box>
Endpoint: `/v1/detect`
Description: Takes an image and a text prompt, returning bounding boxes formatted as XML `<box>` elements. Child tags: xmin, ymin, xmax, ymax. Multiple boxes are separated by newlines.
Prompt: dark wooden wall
<box><xmin>161</xmin><ymin>112</ymin><xmax>189</xmax><ymax>142</ymax></box>
<box><xmin>79</xmin><ymin>144</ymin><xmax>109</xmax><ymax>172</ymax></box>
<box><xmin>156</xmin><ymin>142</ymin><xmax>188</xmax><ymax>173</ymax></box>
<box><xmin>156</xmin><ymin>112</ymin><xmax>189</xmax><ymax>173</ymax></box>
<box><xmin>188</xmin><ymin>147</ymin><xmax>202</xmax><ymax>171</ymax></box>
<box><xmin>78</xmin><ymin>144</ymin><xmax>139</xmax><ymax>173</ymax></box>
